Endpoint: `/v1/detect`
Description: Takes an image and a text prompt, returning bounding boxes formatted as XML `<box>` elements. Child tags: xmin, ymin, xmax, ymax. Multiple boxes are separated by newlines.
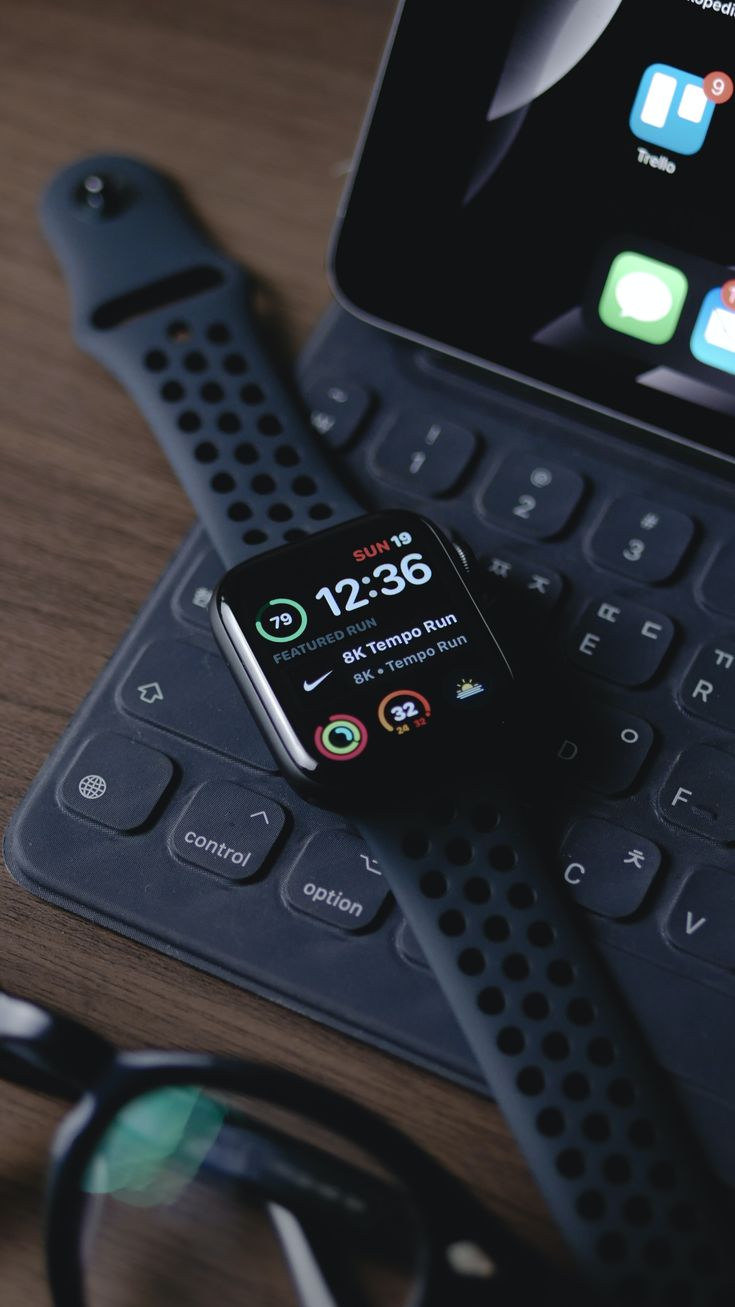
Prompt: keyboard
<box><xmin>5</xmin><ymin>304</ymin><xmax>735</xmax><ymax>1186</ymax></box>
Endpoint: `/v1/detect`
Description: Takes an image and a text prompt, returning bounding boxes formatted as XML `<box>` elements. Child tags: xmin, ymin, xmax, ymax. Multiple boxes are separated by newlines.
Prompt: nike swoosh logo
<box><xmin>303</xmin><ymin>670</ymin><xmax>333</xmax><ymax>693</ymax></box>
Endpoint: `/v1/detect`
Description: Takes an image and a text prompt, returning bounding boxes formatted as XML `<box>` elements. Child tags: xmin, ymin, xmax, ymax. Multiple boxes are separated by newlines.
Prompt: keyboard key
<box><xmin>172</xmin><ymin>782</ymin><xmax>285</xmax><ymax>881</ymax></box>
<box><xmin>568</xmin><ymin>598</ymin><xmax>674</xmax><ymax>686</ymax></box>
<box><xmin>589</xmin><ymin>497</ymin><xmax>695</xmax><ymax>583</ymax></box>
<box><xmin>121</xmin><ymin>640</ymin><xmax>276</xmax><ymax>771</ymax></box>
<box><xmin>479</xmin><ymin>454</ymin><xmax>584</xmax><ymax>539</ymax></box>
<box><xmin>551</xmin><ymin>704</ymin><xmax>654</xmax><ymax>794</ymax></box>
<box><xmin>484</xmin><ymin>551</ymin><xmax>564</xmax><ymax>627</ymax></box>
<box><xmin>667</xmin><ymin>867</ymin><xmax>735</xmax><ymax>968</ymax></box>
<box><xmin>370</xmin><ymin>412</ymin><xmax>477</xmax><ymax>496</ymax></box>
<box><xmin>174</xmin><ymin>553</ymin><xmax>224</xmax><ymax>630</ymax></box>
<box><xmin>660</xmin><ymin>745</ymin><xmax>735</xmax><ymax>842</ymax></box>
<box><xmin>305</xmin><ymin>378</ymin><xmax>372</xmax><ymax>450</ymax></box>
<box><xmin>61</xmin><ymin>733</ymin><xmax>173</xmax><ymax>831</ymax></box>
<box><xmin>699</xmin><ymin>538</ymin><xmax>735</xmax><ymax>618</ymax></box>
<box><xmin>285</xmin><ymin>830</ymin><xmax>389</xmax><ymax>931</ymax></box>
<box><xmin>680</xmin><ymin>641</ymin><xmax>735</xmax><ymax>731</ymax></box>
<box><xmin>560</xmin><ymin>819</ymin><xmax>661</xmax><ymax>918</ymax></box>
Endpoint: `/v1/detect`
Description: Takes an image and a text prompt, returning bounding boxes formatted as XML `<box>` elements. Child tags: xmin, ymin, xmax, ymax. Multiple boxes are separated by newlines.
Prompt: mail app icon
<box><xmin>704</xmin><ymin>306</ymin><xmax>735</xmax><ymax>352</ymax></box>
<box><xmin>691</xmin><ymin>288</ymin><xmax>735</xmax><ymax>375</ymax></box>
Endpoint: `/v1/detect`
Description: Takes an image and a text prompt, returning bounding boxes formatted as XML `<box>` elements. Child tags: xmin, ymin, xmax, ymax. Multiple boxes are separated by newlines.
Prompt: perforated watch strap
<box><xmin>360</xmin><ymin>783</ymin><xmax>734</xmax><ymax>1306</ymax></box>
<box><xmin>40</xmin><ymin>155</ymin><xmax>360</xmax><ymax>568</ymax></box>
<box><xmin>41</xmin><ymin>155</ymin><xmax>734</xmax><ymax>1300</ymax></box>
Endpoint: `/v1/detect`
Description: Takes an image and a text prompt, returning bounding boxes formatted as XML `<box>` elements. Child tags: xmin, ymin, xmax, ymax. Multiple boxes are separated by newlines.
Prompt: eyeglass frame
<box><xmin>0</xmin><ymin>990</ymin><xmax>575</xmax><ymax>1307</ymax></box>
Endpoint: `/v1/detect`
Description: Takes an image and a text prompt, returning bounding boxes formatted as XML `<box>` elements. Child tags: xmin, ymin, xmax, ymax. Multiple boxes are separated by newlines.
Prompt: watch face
<box><xmin>212</xmin><ymin>511</ymin><xmax>512</xmax><ymax>806</ymax></box>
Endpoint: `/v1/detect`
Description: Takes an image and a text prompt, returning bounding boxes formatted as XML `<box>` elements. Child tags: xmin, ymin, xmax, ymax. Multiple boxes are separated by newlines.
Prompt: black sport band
<box><xmin>41</xmin><ymin>155</ymin><xmax>360</xmax><ymax>569</ymax></box>
<box><xmin>361</xmin><ymin>784</ymin><xmax>733</xmax><ymax>1302</ymax></box>
<box><xmin>42</xmin><ymin>155</ymin><xmax>734</xmax><ymax>1303</ymax></box>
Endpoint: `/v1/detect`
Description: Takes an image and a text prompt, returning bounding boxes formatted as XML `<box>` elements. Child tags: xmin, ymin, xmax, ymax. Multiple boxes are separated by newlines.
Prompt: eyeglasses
<box><xmin>0</xmin><ymin>991</ymin><xmax>575</xmax><ymax>1307</ymax></box>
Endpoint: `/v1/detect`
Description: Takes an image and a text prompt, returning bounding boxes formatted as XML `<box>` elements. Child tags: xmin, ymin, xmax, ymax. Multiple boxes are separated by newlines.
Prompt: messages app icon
<box><xmin>598</xmin><ymin>251</ymin><xmax>688</xmax><ymax>345</ymax></box>
<box><xmin>630</xmin><ymin>64</ymin><xmax>714</xmax><ymax>155</ymax></box>
<box><xmin>690</xmin><ymin>288</ymin><xmax>735</xmax><ymax>375</ymax></box>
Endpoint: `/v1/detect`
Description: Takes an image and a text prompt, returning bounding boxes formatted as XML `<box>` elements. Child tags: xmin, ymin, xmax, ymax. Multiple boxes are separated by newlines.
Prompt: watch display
<box><xmin>212</xmin><ymin>510</ymin><xmax>513</xmax><ymax>802</ymax></box>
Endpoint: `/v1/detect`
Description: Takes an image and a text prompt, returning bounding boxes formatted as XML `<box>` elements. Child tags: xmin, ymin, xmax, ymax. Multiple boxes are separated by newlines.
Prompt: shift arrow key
<box><xmin>667</xmin><ymin>867</ymin><xmax>735</xmax><ymax>969</ymax></box>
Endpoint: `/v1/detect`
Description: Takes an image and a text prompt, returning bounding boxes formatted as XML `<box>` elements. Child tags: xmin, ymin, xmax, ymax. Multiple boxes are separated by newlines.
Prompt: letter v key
<box><xmin>685</xmin><ymin>911</ymin><xmax>706</xmax><ymax>935</ymax></box>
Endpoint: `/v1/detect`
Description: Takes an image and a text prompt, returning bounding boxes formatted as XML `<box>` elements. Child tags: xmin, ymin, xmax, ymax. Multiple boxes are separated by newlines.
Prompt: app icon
<box><xmin>630</xmin><ymin>63</ymin><xmax>715</xmax><ymax>155</ymax></box>
<box><xmin>314</xmin><ymin>715</ymin><xmax>368</xmax><ymax>759</ymax></box>
<box><xmin>690</xmin><ymin>287</ymin><xmax>735</xmax><ymax>375</ymax></box>
<box><xmin>598</xmin><ymin>252</ymin><xmax>688</xmax><ymax>345</ymax></box>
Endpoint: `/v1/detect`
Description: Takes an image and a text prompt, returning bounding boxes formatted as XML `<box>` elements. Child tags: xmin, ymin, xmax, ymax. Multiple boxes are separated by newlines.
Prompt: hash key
<box><xmin>589</xmin><ymin>496</ymin><xmax>694</xmax><ymax>583</ymax></box>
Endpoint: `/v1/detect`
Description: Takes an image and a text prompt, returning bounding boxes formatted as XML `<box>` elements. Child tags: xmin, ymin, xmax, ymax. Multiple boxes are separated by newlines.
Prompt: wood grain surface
<box><xmin>0</xmin><ymin>2</ymin><xmax>560</xmax><ymax>1301</ymax></box>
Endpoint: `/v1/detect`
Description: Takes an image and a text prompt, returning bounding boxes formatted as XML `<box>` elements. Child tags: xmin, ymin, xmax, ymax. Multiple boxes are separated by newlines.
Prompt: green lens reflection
<box><xmin>83</xmin><ymin>1088</ymin><xmax>225</xmax><ymax>1207</ymax></box>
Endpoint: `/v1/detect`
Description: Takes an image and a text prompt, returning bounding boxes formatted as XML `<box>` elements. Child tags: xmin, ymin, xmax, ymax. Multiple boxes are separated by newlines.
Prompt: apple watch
<box><xmin>41</xmin><ymin>154</ymin><xmax>734</xmax><ymax>1304</ymax></box>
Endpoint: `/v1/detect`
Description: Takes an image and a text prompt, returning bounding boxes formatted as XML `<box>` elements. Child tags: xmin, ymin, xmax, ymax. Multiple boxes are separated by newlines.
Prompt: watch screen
<box><xmin>333</xmin><ymin>0</ymin><xmax>735</xmax><ymax>463</ymax></box>
<box><xmin>213</xmin><ymin>511</ymin><xmax>512</xmax><ymax>800</ymax></box>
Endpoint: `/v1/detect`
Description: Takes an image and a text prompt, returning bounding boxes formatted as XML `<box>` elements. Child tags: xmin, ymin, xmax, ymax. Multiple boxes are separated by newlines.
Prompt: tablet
<box><xmin>331</xmin><ymin>0</ymin><xmax>735</xmax><ymax>467</ymax></box>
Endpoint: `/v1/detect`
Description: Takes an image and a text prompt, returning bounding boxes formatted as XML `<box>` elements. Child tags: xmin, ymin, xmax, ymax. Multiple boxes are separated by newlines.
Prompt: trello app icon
<box><xmin>630</xmin><ymin>64</ymin><xmax>714</xmax><ymax>155</ymax></box>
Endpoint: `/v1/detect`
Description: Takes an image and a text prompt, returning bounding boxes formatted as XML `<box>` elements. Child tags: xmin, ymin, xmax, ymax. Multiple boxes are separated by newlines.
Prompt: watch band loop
<box><xmin>41</xmin><ymin>155</ymin><xmax>361</xmax><ymax>568</ymax></box>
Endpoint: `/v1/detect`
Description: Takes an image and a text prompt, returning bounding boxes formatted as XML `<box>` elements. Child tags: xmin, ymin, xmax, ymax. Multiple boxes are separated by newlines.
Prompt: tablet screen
<box><xmin>332</xmin><ymin>0</ymin><xmax>735</xmax><ymax>463</ymax></box>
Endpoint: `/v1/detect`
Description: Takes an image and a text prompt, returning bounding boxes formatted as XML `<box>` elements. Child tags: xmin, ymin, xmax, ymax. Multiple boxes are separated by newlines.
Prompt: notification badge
<box><xmin>703</xmin><ymin>71</ymin><xmax>733</xmax><ymax>105</ymax></box>
<box><xmin>314</xmin><ymin>715</ymin><xmax>368</xmax><ymax>760</ymax></box>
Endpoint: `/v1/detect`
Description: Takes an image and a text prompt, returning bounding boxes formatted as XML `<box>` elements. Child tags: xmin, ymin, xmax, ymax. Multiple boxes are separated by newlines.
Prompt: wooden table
<box><xmin>0</xmin><ymin>1</ymin><xmax>559</xmax><ymax>1299</ymax></box>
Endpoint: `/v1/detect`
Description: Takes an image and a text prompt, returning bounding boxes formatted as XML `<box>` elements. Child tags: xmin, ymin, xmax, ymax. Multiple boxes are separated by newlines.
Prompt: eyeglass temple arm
<box><xmin>268</xmin><ymin>1203</ymin><xmax>342</xmax><ymax>1307</ymax></box>
<box><xmin>201</xmin><ymin>1111</ymin><xmax>411</xmax><ymax>1260</ymax></box>
<box><xmin>201</xmin><ymin>1109</ymin><xmax>571</xmax><ymax>1300</ymax></box>
<box><xmin>0</xmin><ymin>992</ymin><xmax>114</xmax><ymax>1100</ymax></box>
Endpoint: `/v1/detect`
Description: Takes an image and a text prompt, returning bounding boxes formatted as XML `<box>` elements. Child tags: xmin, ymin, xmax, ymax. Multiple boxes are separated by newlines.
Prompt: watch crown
<box><xmin>451</xmin><ymin>538</ymin><xmax>474</xmax><ymax>575</ymax></box>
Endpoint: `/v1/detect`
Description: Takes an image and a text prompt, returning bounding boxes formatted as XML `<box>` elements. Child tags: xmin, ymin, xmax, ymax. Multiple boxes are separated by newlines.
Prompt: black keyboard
<box><xmin>5</xmin><ymin>304</ymin><xmax>735</xmax><ymax>1186</ymax></box>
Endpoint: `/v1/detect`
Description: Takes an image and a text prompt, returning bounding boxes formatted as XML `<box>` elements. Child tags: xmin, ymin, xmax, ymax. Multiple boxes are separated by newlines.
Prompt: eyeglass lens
<box><xmin>78</xmin><ymin>1085</ymin><xmax>423</xmax><ymax>1307</ymax></box>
